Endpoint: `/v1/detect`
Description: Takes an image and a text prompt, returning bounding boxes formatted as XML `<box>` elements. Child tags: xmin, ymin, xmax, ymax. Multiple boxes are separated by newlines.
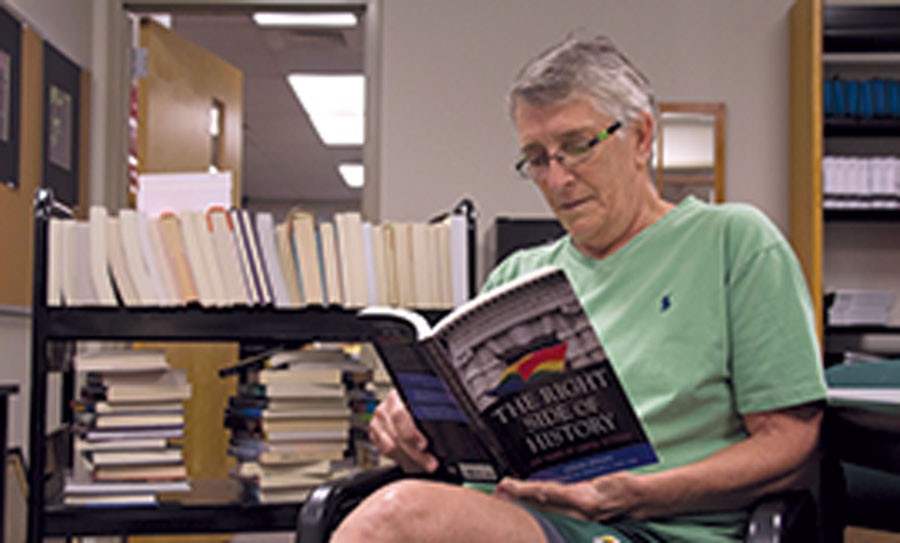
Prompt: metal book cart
<box><xmin>25</xmin><ymin>189</ymin><xmax>476</xmax><ymax>543</ymax></box>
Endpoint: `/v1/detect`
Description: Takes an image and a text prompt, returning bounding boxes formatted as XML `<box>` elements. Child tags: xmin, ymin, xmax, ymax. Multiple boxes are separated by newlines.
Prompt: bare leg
<box><xmin>331</xmin><ymin>479</ymin><xmax>549</xmax><ymax>543</ymax></box>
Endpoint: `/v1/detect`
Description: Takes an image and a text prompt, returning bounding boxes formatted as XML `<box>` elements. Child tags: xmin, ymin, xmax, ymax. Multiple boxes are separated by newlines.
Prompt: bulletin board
<box><xmin>0</xmin><ymin>6</ymin><xmax>21</xmax><ymax>190</ymax></box>
<box><xmin>0</xmin><ymin>22</ymin><xmax>90</xmax><ymax>308</ymax></box>
<box><xmin>0</xmin><ymin>23</ymin><xmax>40</xmax><ymax>309</ymax></box>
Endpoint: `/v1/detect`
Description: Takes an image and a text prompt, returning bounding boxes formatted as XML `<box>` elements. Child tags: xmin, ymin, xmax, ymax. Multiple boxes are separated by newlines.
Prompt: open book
<box><xmin>359</xmin><ymin>266</ymin><xmax>657</xmax><ymax>483</ymax></box>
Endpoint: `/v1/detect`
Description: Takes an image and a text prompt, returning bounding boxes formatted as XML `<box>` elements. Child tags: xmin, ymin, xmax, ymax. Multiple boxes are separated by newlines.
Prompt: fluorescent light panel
<box><xmin>288</xmin><ymin>74</ymin><xmax>364</xmax><ymax>146</ymax></box>
<box><xmin>252</xmin><ymin>12</ymin><xmax>357</xmax><ymax>27</ymax></box>
<box><xmin>339</xmin><ymin>164</ymin><xmax>364</xmax><ymax>188</ymax></box>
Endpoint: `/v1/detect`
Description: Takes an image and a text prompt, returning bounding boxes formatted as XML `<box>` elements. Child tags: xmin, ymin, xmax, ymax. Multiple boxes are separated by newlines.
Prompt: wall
<box><xmin>376</xmin><ymin>0</ymin><xmax>795</xmax><ymax>278</ymax></box>
<box><xmin>0</xmin><ymin>0</ymin><xmax>91</xmax><ymax>67</ymax></box>
<box><xmin>0</xmin><ymin>0</ymin><xmax>91</xmax><ymax>450</ymax></box>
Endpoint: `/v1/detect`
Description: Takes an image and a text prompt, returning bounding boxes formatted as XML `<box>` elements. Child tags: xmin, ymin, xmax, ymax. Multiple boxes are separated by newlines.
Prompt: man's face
<box><xmin>513</xmin><ymin>94</ymin><xmax>653</xmax><ymax>256</ymax></box>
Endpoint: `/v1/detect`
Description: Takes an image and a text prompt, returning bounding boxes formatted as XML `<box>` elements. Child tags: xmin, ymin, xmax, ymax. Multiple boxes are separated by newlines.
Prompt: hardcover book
<box><xmin>360</xmin><ymin>266</ymin><xmax>657</xmax><ymax>483</ymax></box>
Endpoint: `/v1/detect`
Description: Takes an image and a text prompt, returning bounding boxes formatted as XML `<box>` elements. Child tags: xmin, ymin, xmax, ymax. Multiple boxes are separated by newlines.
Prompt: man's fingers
<box><xmin>370</xmin><ymin>390</ymin><xmax>439</xmax><ymax>472</ymax></box>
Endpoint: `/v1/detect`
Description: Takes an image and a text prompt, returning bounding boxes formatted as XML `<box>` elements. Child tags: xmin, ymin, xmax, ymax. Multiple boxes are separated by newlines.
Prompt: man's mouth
<box><xmin>559</xmin><ymin>197</ymin><xmax>590</xmax><ymax>211</ymax></box>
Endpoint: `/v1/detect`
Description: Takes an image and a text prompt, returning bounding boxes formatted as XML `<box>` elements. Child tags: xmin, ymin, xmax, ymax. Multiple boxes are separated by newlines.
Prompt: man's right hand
<box><xmin>369</xmin><ymin>389</ymin><xmax>439</xmax><ymax>473</ymax></box>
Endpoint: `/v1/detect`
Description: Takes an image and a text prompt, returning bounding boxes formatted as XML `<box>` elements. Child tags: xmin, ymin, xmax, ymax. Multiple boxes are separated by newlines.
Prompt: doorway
<box><xmin>123</xmin><ymin>3</ymin><xmax>370</xmax><ymax>219</ymax></box>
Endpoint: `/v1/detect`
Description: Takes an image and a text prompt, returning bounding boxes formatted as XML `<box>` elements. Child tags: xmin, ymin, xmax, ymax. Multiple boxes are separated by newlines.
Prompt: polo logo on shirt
<box><xmin>660</xmin><ymin>293</ymin><xmax>673</xmax><ymax>313</ymax></box>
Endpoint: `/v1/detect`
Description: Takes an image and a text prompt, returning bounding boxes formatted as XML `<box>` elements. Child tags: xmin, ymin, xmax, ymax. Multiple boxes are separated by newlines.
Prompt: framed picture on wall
<box><xmin>0</xmin><ymin>6</ymin><xmax>21</xmax><ymax>190</ymax></box>
<box><xmin>42</xmin><ymin>42</ymin><xmax>80</xmax><ymax>208</ymax></box>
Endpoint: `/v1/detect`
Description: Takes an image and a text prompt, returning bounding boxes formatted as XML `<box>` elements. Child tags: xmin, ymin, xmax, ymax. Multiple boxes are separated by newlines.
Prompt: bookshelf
<box><xmin>790</xmin><ymin>1</ymin><xmax>900</xmax><ymax>362</ymax></box>
<box><xmin>26</xmin><ymin>189</ymin><xmax>476</xmax><ymax>542</ymax></box>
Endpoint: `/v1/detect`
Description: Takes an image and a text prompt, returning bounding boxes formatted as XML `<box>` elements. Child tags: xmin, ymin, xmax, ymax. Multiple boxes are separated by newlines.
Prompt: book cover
<box><xmin>359</xmin><ymin>266</ymin><xmax>657</xmax><ymax>483</ymax></box>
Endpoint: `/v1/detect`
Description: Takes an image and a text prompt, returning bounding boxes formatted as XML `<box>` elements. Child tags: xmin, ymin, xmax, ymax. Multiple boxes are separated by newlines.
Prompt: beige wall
<box><xmin>0</xmin><ymin>0</ymin><xmax>93</xmax><ymax>451</ymax></box>
<box><xmin>375</xmin><ymin>0</ymin><xmax>796</xmax><ymax>278</ymax></box>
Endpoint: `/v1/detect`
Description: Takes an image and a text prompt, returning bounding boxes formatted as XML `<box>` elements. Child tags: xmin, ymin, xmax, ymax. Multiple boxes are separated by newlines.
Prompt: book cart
<box><xmin>26</xmin><ymin>189</ymin><xmax>476</xmax><ymax>542</ymax></box>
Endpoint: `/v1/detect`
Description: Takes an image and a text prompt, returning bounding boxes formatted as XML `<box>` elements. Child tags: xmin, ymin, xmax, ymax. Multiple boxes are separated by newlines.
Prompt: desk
<box><xmin>822</xmin><ymin>401</ymin><xmax>900</xmax><ymax>542</ymax></box>
<box><xmin>0</xmin><ymin>385</ymin><xmax>18</xmax><ymax>543</ymax></box>
<box><xmin>825</xmin><ymin>405</ymin><xmax>900</xmax><ymax>474</ymax></box>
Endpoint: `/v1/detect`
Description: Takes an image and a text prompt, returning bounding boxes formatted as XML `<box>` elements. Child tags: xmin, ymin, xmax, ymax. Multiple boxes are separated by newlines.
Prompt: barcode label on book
<box><xmin>458</xmin><ymin>462</ymin><xmax>497</xmax><ymax>481</ymax></box>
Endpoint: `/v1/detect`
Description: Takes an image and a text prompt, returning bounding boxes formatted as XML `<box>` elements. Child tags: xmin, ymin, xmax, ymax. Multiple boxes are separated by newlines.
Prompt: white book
<box><xmin>393</xmin><ymin>223</ymin><xmax>416</xmax><ymax>307</ymax></box>
<box><xmin>146</xmin><ymin>216</ymin><xmax>182</xmax><ymax>305</ymax></box>
<box><xmin>177</xmin><ymin>211</ymin><xmax>218</xmax><ymax>306</ymax></box>
<box><xmin>88</xmin><ymin>207</ymin><xmax>117</xmax><ymax>306</ymax></box>
<box><xmin>106</xmin><ymin>217</ymin><xmax>140</xmax><ymax>306</ymax></box>
<box><xmin>207</xmin><ymin>208</ymin><xmax>250</xmax><ymax>305</ymax></box>
<box><xmin>73</xmin><ymin>349</ymin><xmax>169</xmax><ymax>373</ymax></box>
<box><xmin>187</xmin><ymin>210</ymin><xmax>229</xmax><ymax>306</ymax></box>
<box><xmin>379</xmin><ymin>224</ymin><xmax>400</xmax><ymax>306</ymax></box>
<box><xmin>118</xmin><ymin>210</ymin><xmax>160</xmax><ymax>306</ymax></box>
<box><xmin>256</xmin><ymin>212</ymin><xmax>295</xmax><ymax>308</ymax></box>
<box><xmin>448</xmin><ymin>214</ymin><xmax>469</xmax><ymax>307</ymax></box>
<box><xmin>62</xmin><ymin>222</ymin><xmax>99</xmax><ymax>306</ymax></box>
<box><xmin>276</xmin><ymin>223</ymin><xmax>303</xmax><ymax>306</ymax></box>
<box><xmin>410</xmin><ymin>222</ymin><xmax>432</xmax><ymax>308</ymax></box>
<box><xmin>431</xmin><ymin>220</ymin><xmax>453</xmax><ymax>308</ymax></box>
<box><xmin>134</xmin><ymin>211</ymin><xmax>176</xmax><ymax>305</ymax></box>
<box><xmin>318</xmin><ymin>221</ymin><xmax>344</xmax><ymax>306</ymax></box>
<box><xmin>371</xmin><ymin>224</ymin><xmax>389</xmax><ymax>306</ymax></box>
<box><xmin>64</xmin><ymin>479</ymin><xmax>190</xmax><ymax>495</ymax></box>
<box><xmin>334</xmin><ymin>212</ymin><xmax>369</xmax><ymax>307</ymax></box>
<box><xmin>290</xmin><ymin>210</ymin><xmax>325</xmax><ymax>305</ymax></box>
<box><xmin>47</xmin><ymin>217</ymin><xmax>65</xmax><ymax>306</ymax></box>
<box><xmin>828</xmin><ymin>387</ymin><xmax>900</xmax><ymax>407</ymax></box>
<box><xmin>361</xmin><ymin>222</ymin><xmax>379</xmax><ymax>306</ymax></box>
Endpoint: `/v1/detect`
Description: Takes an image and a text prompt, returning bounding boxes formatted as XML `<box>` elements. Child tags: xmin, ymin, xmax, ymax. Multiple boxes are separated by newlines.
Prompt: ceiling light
<box><xmin>288</xmin><ymin>74</ymin><xmax>364</xmax><ymax>146</ymax></box>
<box><xmin>339</xmin><ymin>163</ymin><xmax>364</xmax><ymax>188</ymax></box>
<box><xmin>252</xmin><ymin>12</ymin><xmax>357</xmax><ymax>28</ymax></box>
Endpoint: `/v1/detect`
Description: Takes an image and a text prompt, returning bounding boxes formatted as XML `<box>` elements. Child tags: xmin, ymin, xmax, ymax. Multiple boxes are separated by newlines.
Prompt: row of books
<box><xmin>64</xmin><ymin>349</ymin><xmax>192</xmax><ymax>506</ymax></box>
<box><xmin>822</xmin><ymin>156</ymin><xmax>900</xmax><ymax>209</ymax></box>
<box><xmin>47</xmin><ymin>205</ymin><xmax>470</xmax><ymax>310</ymax></box>
<box><xmin>824</xmin><ymin>76</ymin><xmax>900</xmax><ymax>119</ymax></box>
<box><xmin>224</xmin><ymin>345</ymin><xmax>375</xmax><ymax>503</ymax></box>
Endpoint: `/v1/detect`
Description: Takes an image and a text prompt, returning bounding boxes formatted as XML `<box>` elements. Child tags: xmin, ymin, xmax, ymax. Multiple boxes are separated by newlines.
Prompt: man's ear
<box><xmin>631</xmin><ymin>111</ymin><xmax>655</xmax><ymax>167</ymax></box>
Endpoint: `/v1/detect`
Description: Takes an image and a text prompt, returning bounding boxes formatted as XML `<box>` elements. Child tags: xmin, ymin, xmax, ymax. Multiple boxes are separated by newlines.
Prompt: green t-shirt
<box><xmin>481</xmin><ymin>197</ymin><xmax>827</xmax><ymax>542</ymax></box>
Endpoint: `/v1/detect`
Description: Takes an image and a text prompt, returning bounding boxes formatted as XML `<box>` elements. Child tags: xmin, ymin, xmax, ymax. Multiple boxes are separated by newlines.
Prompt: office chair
<box><xmin>296</xmin><ymin>466</ymin><xmax>819</xmax><ymax>543</ymax></box>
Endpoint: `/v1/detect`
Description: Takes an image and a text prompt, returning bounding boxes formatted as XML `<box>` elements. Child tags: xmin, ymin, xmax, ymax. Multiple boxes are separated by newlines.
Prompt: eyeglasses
<box><xmin>514</xmin><ymin>121</ymin><xmax>622</xmax><ymax>181</ymax></box>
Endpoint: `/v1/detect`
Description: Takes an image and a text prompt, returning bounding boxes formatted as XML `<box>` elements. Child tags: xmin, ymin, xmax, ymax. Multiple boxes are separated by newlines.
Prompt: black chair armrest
<box><xmin>745</xmin><ymin>490</ymin><xmax>818</xmax><ymax>543</ymax></box>
<box><xmin>296</xmin><ymin>466</ymin><xmax>409</xmax><ymax>543</ymax></box>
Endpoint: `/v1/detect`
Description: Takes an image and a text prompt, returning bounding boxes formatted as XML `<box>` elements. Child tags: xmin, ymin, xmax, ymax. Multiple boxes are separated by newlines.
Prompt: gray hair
<box><xmin>507</xmin><ymin>34</ymin><xmax>656</xmax><ymax>125</ymax></box>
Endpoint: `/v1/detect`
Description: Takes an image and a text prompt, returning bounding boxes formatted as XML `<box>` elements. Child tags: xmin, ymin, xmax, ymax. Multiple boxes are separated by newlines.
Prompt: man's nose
<box><xmin>543</xmin><ymin>156</ymin><xmax>573</xmax><ymax>188</ymax></box>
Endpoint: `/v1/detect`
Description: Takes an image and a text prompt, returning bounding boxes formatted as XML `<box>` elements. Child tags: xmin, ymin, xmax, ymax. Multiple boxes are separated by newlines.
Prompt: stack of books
<box><xmin>349</xmin><ymin>343</ymin><xmax>395</xmax><ymax>470</ymax></box>
<box><xmin>225</xmin><ymin>345</ymin><xmax>367</xmax><ymax>502</ymax></box>
<box><xmin>46</xmin><ymin>204</ymin><xmax>470</xmax><ymax>310</ymax></box>
<box><xmin>822</xmin><ymin>156</ymin><xmax>900</xmax><ymax>209</ymax></box>
<box><xmin>65</xmin><ymin>349</ymin><xmax>192</xmax><ymax>506</ymax></box>
<box><xmin>828</xmin><ymin>289</ymin><xmax>897</xmax><ymax>326</ymax></box>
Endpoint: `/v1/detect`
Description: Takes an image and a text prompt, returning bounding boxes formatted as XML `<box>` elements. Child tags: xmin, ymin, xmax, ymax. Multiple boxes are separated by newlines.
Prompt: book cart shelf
<box><xmin>26</xmin><ymin>189</ymin><xmax>477</xmax><ymax>542</ymax></box>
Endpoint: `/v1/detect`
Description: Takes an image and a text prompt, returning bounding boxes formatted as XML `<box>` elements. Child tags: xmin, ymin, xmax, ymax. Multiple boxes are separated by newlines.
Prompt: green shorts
<box><xmin>527</xmin><ymin>508</ymin><xmax>668</xmax><ymax>543</ymax></box>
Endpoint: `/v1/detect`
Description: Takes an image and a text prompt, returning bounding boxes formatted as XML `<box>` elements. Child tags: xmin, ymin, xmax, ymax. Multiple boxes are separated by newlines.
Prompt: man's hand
<box><xmin>495</xmin><ymin>472</ymin><xmax>646</xmax><ymax>522</ymax></box>
<box><xmin>369</xmin><ymin>389</ymin><xmax>439</xmax><ymax>473</ymax></box>
<box><xmin>497</xmin><ymin>402</ymin><xmax>822</xmax><ymax>521</ymax></box>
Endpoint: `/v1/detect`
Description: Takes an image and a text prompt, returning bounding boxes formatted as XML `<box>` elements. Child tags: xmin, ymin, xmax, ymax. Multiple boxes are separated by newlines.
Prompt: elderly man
<box><xmin>333</xmin><ymin>34</ymin><xmax>826</xmax><ymax>543</ymax></box>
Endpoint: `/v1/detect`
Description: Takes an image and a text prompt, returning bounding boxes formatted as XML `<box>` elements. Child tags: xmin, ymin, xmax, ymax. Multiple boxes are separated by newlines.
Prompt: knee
<box><xmin>332</xmin><ymin>479</ymin><xmax>444</xmax><ymax>543</ymax></box>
